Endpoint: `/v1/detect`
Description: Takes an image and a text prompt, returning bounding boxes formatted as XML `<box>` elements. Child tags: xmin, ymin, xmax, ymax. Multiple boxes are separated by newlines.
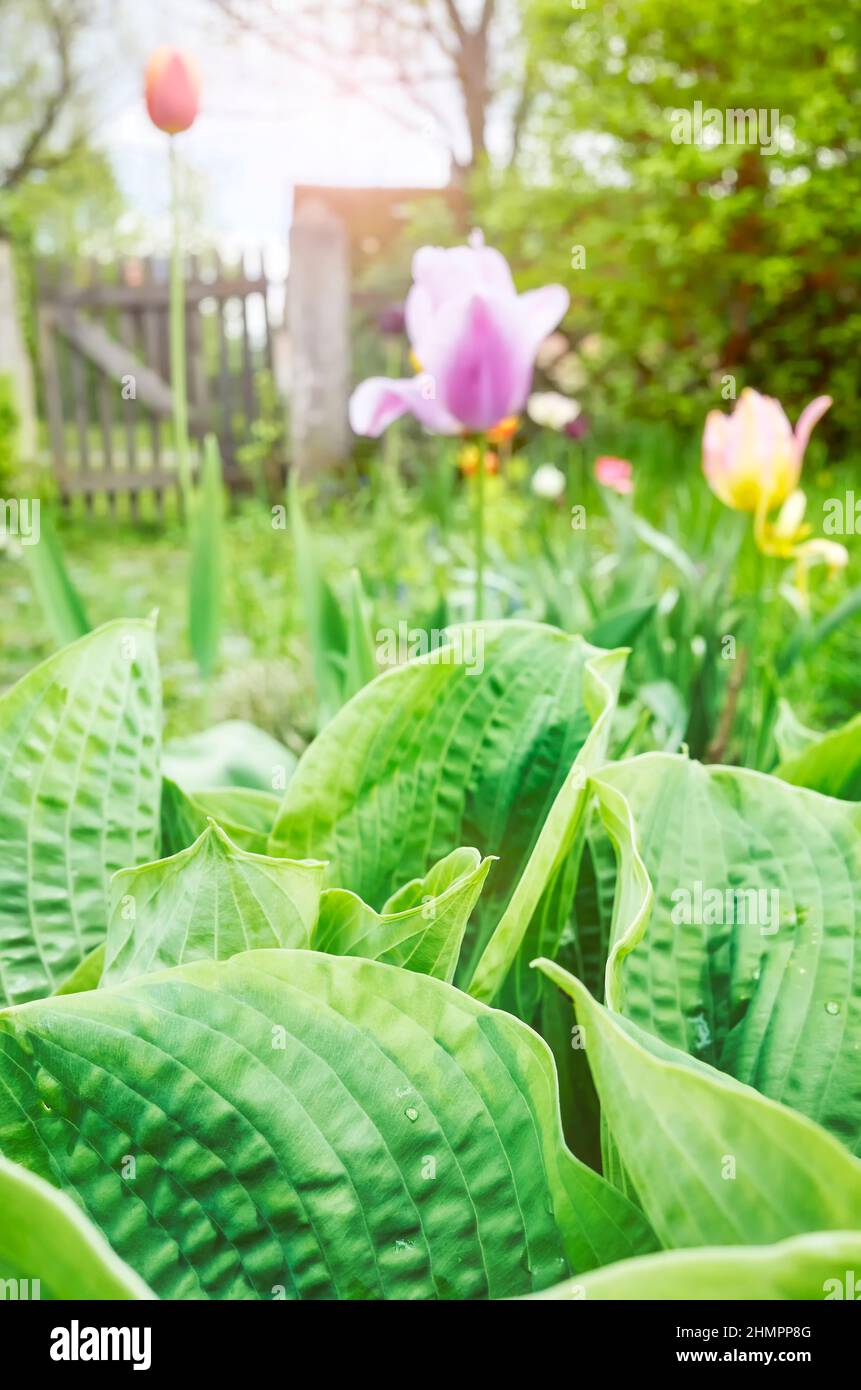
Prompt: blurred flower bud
<box><xmin>145</xmin><ymin>47</ymin><xmax>200</xmax><ymax>135</ymax></box>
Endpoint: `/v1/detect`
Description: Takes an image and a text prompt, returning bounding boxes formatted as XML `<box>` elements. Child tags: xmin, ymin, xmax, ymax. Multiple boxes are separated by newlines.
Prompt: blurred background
<box><xmin>0</xmin><ymin>0</ymin><xmax>858</xmax><ymax>765</ymax></box>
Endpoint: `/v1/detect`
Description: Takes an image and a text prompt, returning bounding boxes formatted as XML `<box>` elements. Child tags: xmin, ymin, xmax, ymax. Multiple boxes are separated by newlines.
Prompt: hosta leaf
<box><xmin>0</xmin><ymin>950</ymin><xmax>655</xmax><ymax>1300</ymax></box>
<box><xmin>537</xmin><ymin>963</ymin><xmax>861</xmax><ymax>1249</ymax></box>
<box><xmin>773</xmin><ymin>698</ymin><xmax>822</xmax><ymax>763</ymax></box>
<box><xmin>161</xmin><ymin>776</ymin><xmax>281</xmax><ymax>856</ymax></box>
<box><xmin>776</xmin><ymin>712</ymin><xmax>861</xmax><ymax>801</ymax></box>
<box><xmin>538</xmin><ymin>957</ymin><xmax>602</xmax><ymax>1171</ymax></box>
<box><xmin>53</xmin><ymin>944</ymin><xmax>105</xmax><ymax>996</ymax></box>
<box><xmin>0</xmin><ymin>619</ymin><xmax>161</xmax><ymax>1007</ymax></box>
<box><xmin>314</xmin><ymin>848</ymin><xmax>493</xmax><ymax>981</ymax></box>
<box><xmin>527</xmin><ymin>814</ymin><xmax>617</xmax><ymax>1167</ymax></box>
<box><xmin>270</xmin><ymin>622</ymin><xmax>625</xmax><ymax>993</ymax></box>
<box><xmin>0</xmin><ymin>1154</ymin><xmax>153</xmax><ymax>1300</ymax></box>
<box><xmin>467</xmin><ymin>768</ymin><xmax>590</xmax><ymax>1010</ymax></box>
<box><xmin>467</xmin><ymin>648</ymin><xmax>622</xmax><ymax>1018</ymax></box>
<box><xmin>595</xmin><ymin>752</ymin><xmax>861</xmax><ymax>1154</ymax></box>
<box><xmin>162</xmin><ymin>719</ymin><xmax>296</xmax><ymax>793</ymax></box>
<box><xmin>381</xmin><ymin>845</ymin><xmax>485</xmax><ymax>914</ymax></box>
<box><xmin>102</xmin><ymin>823</ymin><xmax>325</xmax><ymax>986</ymax></box>
<box><xmin>571</xmin><ymin>817</ymin><xmax>618</xmax><ymax>1000</ymax></box>
<box><xmin>529</xmin><ymin>1230</ymin><xmax>861</xmax><ymax>1301</ymax></box>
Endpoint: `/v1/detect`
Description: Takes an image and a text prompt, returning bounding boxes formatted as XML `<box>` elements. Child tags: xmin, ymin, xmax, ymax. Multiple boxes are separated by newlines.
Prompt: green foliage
<box><xmin>0</xmin><ymin>615</ymin><xmax>858</xmax><ymax>1301</ymax></box>
<box><xmin>188</xmin><ymin>434</ymin><xmax>224</xmax><ymax>681</ymax></box>
<box><xmin>481</xmin><ymin>0</ymin><xmax>861</xmax><ymax>437</ymax></box>
<box><xmin>591</xmin><ymin>754</ymin><xmax>861</xmax><ymax>1154</ymax></box>
<box><xmin>0</xmin><ymin>951</ymin><xmax>653</xmax><ymax>1299</ymax></box>
<box><xmin>160</xmin><ymin>778</ymin><xmax>283</xmax><ymax>856</ymax></box>
<box><xmin>162</xmin><ymin>718</ymin><xmax>296</xmax><ymax>793</ymax></box>
<box><xmin>269</xmin><ymin>622</ymin><xmax>622</xmax><ymax>996</ymax></box>
<box><xmin>0</xmin><ymin>619</ymin><xmax>161</xmax><ymax>1006</ymax></box>
<box><xmin>777</xmin><ymin>711</ymin><xmax>861</xmax><ymax>799</ymax></box>
<box><xmin>236</xmin><ymin>370</ymin><xmax>288</xmax><ymax>500</ymax></box>
<box><xmin>540</xmin><ymin>964</ymin><xmax>861</xmax><ymax>1246</ymax></box>
<box><xmin>102</xmin><ymin>822</ymin><xmax>325</xmax><ymax>986</ymax></box>
<box><xmin>0</xmin><ymin>1155</ymin><xmax>153</xmax><ymax>1300</ymax></box>
<box><xmin>315</xmin><ymin>847</ymin><xmax>494</xmax><ymax>982</ymax></box>
<box><xmin>533</xmin><ymin>1231</ymin><xmax>861</xmax><ymax>1301</ymax></box>
<box><xmin>0</xmin><ymin>375</ymin><xmax>19</xmax><ymax>489</ymax></box>
<box><xmin>22</xmin><ymin>507</ymin><xmax>90</xmax><ymax>647</ymax></box>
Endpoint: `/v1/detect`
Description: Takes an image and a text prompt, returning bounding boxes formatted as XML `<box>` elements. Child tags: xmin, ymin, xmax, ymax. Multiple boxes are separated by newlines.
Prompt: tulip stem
<box><xmin>474</xmin><ymin>442</ymin><xmax>486</xmax><ymax>620</ymax></box>
<box><xmin>382</xmin><ymin>340</ymin><xmax>401</xmax><ymax>485</ymax></box>
<box><xmin>169</xmin><ymin>138</ymin><xmax>193</xmax><ymax>511</ymax></box>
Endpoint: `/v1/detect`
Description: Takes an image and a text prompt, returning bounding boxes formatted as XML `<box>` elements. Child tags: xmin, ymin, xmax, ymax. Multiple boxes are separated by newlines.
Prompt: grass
<box><xmin>1</xmin><ymin>419</ymin><xmax>858</xmax><ymax>755</ymax></box>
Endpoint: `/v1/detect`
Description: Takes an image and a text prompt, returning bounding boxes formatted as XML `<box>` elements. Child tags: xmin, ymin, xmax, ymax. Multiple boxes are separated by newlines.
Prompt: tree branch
<box><xmin>1</xmin><ymin>1</ymin><xmax>75</xmax><ymax>191</ymax></box>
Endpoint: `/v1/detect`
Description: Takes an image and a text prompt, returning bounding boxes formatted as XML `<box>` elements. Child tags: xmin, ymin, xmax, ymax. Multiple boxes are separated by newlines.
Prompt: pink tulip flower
<box><xmin>595</xmin><ymin>456</ymin><xmax>633</xmax><ymax>495</ymax></box>
<box><xmin>350</xmin><ymin>238</ymin><xmax>569</xmax><ymax>436</ymax></box>
<box><xmin>145</xmin><ymin>48</ymin><xmax>201</xmax><ymax>135</ymax></box>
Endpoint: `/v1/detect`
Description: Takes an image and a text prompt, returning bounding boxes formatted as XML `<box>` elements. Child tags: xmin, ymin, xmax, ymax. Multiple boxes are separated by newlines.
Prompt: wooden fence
<box><xmin>37</xmin><ymin>254</ymin><xmax>281</xmax><ymax>514</ymax></box>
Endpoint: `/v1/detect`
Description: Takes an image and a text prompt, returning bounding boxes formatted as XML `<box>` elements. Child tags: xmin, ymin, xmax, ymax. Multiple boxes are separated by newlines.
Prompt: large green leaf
<box><xmin>102</xmin><ymin>824</ymin><xmax>325</xmax><ymax>986</ymax></box>
<box><xmin>529</xmin><ymin>1231</ymin><xmax>861</xmax><ymax>1301</ymax></box>
<box><xmin>314</xmin><ymin>848</ymin><xmax>493</xmax><ymax>981</ymax></box>
<box><xmin>161</xmin><ymin>776</ymin><xmax>282</xmax><ymax>856</ymax></box>
<box><xmin>537</xmin><ymin>963</ymin><xmax>861</xmax><ymax>1250</ymax></box>
<box><xmin>593</xmin><ymin>752</ymin><xmax>861</xmax><ymax>1155</ymax></box>
<box><xmin>467</xmin><ymin>647</ymin><xmax>623</xmax><ymax>1020</ymax></box>
<box><xmin>776</xmin><ymin>712</ymin><xmax>861</xmax><ymax>801</ymax></box>
<box><xmin>0</xmin><ymin>1154</ymin><xmax>153</xmax><ymax>1299</ymax></box>
<box><xmin>773</xmin><ymin>698</ymin><xmax>821</xmax><ymax>763</ymax></box>
<box><xmin>162</xmin><ymin>720</ymin><xmax>296</xmax><ymax>793</ymax></box>
<box><xmin>0</xmin><ymin>619</ymin><xmax>161</xmax><ymax>1007</ymax></box>
<box><xmin>0</xmin><ymin>951</ymin><xmax>655</xmax><ymax>1300</ymax></box>
<box><xmin>53</xmin><ymin>944</ymin><xmax>105</xmax><ymax>996</ymax></box>
<box><xmin>270</xmin><ymin>622</ymin><xmax>625</xmax><ymax>992</ymax></box>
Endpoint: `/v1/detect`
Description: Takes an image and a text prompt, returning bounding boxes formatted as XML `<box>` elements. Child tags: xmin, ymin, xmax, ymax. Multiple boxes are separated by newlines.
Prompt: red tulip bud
<box><xmin>145</xmin><ymin>47</ymin><xmax>200</xmax><ymax>135</ymax></box>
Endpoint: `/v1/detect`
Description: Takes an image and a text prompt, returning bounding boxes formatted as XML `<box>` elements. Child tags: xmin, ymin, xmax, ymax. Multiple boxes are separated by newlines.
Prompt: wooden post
<box><xmin>288</xmin><ymin>199</ymin><xmax>351</xmax><ymax>473</ymax></box>
<box><xmin>0</xmin><ymin>237</ymin><xmax>37</xmax><ymax>459</ymax></box>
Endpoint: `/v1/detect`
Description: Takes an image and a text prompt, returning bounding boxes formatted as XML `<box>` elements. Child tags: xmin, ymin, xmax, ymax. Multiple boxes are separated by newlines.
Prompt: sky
<box><xmin>91</xmin><ymin>0</ymin><xmax>454</xmax><ymax>264</ymax></box>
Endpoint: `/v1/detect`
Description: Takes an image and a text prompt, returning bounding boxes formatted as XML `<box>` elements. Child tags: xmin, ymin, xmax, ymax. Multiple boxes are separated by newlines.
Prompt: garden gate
<box><xmin>37</xmin><ymin>254</ymin><xmax>281</xmax><ymax>514</ymax></box>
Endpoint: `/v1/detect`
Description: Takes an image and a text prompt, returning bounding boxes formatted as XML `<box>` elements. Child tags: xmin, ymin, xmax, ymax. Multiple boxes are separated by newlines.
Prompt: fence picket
<box><xmin>37</xmin><ymin>253</ymin><xmax>281</xmax><ymax>514</ymax></box>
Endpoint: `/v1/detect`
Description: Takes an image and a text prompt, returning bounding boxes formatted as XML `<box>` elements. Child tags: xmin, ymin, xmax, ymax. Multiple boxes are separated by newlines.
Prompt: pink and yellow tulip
<box><xmin>702</xmin><ymin>388</ymin><xmax>831</xmax><ymax>514</ymax></box>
